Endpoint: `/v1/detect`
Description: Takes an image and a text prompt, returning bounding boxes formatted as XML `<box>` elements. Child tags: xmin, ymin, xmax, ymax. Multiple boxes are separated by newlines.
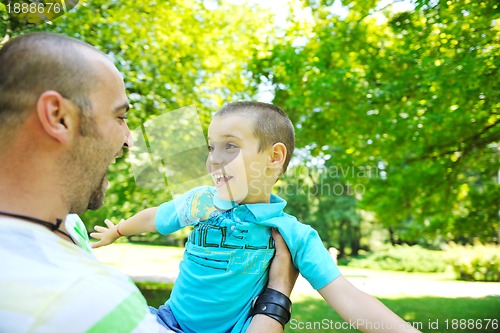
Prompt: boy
<box><xmin>92</xmin><ymin>101</ymin><xmax>420</xmax><ymax>333</ymax></box>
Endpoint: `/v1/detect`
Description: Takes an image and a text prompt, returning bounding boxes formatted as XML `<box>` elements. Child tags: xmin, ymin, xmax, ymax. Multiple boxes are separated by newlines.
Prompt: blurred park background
<box><xmin>1</xmin><ymin>0</ymin><xmax>499</xmax><ymax>331</ymax></box>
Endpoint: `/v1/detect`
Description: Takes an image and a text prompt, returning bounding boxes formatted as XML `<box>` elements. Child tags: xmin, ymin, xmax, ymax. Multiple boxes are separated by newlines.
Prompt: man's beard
<box><xmin>86</xmin><ymin>174</ymin><xmax>108</xmax><ymax>210</ymax></box>
<box><xmin>75</xmin><ymin>114</ymin><xmax>109</xmax><ymax>212</ymax></box>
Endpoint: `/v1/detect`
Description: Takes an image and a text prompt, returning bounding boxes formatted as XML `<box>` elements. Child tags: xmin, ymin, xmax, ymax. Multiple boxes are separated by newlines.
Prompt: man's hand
<box><xmin>246</xmin><ymin>229</ymin><xmax>298</xmax><ymax>333</ymax></box>
<box><xmin>268</xmin><ymin>228</ymin><xmax>299</xmax><ymax>297</ymax></box>
<box><xmin>90</xmin><ymin>219</ymin><xmax>122</xmax><ymax>248</ymax></box>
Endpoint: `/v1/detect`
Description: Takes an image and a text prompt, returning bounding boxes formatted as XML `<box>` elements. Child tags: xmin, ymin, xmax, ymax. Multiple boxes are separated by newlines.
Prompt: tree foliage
<box><xmin>253</xmin><ymin>0</ymin><xmax>500</xmax><ymax>245</ymax></box>
<box><xmin>1</xmin><ymin>0</ymin><xmax>498</xmax><ymax>247</ymax></box>
<box><xmin>1</xmin><ymin>0</ymin><xmax>275</xmax><ymax>231</ymax></box>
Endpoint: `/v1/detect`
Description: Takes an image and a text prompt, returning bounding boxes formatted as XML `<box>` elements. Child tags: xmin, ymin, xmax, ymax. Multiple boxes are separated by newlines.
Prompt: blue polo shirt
<box><xmin>155</xmin><ymin>186</ymin><xmax>340</xmax><ymax>333</ymax></box>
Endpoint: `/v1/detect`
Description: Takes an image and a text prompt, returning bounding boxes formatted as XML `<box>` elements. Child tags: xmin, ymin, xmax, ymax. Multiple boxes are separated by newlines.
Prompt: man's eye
<box><xmin>118</xmin><ymin>116</ymin><xmax>128</xmax><ymax>120</ymax></box>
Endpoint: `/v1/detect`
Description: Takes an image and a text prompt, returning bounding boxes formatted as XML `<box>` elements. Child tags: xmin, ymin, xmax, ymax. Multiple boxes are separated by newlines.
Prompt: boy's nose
<box><xmin>208</xmin><ymin>149</ymin><xmax>224</xmax><ymax>165</ymax></box>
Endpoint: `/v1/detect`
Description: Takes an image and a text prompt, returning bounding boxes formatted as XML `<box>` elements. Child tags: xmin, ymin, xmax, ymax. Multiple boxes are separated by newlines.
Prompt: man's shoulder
<box><xmin>1</xmin><ymin>271</ymin><xmax>153</xmax><ymax>333</ymax></box>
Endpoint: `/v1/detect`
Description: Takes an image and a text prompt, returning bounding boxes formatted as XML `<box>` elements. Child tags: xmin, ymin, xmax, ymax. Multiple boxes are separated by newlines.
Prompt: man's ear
<box><xmin>268</xmin><ymin>142</ymin><xmax>287</xmax><ymax>170</ymax></box>
<box><xmin>36</xmin><ymin>91</ymin><xmax>75</xmax><ymax>143</ymax></box>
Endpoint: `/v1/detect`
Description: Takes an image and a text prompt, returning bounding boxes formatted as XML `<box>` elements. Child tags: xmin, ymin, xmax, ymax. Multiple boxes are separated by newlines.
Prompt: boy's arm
<box><xmin>319</xmin><ymin>276</ymin><xmax>421</xmax><ymax>333</ymax></box>
<box><xmin>91</xmin><ymin>207</ymin><xmax>158</xmax><ymax>249</ymax></box>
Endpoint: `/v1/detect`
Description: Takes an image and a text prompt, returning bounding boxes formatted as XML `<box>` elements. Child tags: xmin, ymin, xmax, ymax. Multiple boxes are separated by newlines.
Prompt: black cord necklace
<box><xmin>0</xmin><ymin>211</ymin><xmax>76</xmax><ymax>245</ymax></box>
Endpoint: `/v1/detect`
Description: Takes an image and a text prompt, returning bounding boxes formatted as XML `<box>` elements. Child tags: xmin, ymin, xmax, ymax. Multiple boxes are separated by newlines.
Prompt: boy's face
<box><xmin>207</xmin><ymin>114</ymin><xmax>272</xmax><ymax>204</ymax></box>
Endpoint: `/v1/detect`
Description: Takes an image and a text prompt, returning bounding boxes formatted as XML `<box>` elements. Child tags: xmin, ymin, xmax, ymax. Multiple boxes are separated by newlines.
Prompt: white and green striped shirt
<box><xmin>0</xmin><ymin>216</ymin><xmax>167</xmax><ymax>333</ymax></box>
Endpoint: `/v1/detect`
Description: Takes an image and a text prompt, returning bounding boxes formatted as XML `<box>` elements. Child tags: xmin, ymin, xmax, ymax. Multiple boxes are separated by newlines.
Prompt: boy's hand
<box><xmin>90</xmin><ymin>219</ymin><xmax>123</xmax><ymax>249</ymax></box>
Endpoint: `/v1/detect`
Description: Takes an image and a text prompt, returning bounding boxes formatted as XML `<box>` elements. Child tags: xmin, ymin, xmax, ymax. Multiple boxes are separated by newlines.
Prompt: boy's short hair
<box><xmin>214</xmin><ymin>101</ymin><xmax>295</xmax><ymax>174</ymax></box>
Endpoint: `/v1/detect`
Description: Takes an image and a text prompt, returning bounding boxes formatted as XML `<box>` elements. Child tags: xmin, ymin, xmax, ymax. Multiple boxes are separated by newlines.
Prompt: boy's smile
<box><xmin>207</xmin><ymin>114</ymin><xmax>274</xmax><ymax>204</ymax></box>
<box><xmin>212</xmin><ymin>172</ymin><xmax>234</xmax><ymax>187</ymax></box>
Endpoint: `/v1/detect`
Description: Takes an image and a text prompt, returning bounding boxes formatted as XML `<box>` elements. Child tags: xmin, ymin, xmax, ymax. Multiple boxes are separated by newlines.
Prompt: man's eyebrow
<box><xmin>114</xmin><ymin>102</ymin><xmax>130</xmax><ymax>113</ymax></box>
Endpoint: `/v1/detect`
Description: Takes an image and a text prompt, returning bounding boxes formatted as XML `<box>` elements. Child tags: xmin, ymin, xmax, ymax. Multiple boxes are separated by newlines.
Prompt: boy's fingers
<box><xmin>91</xmin><ymin>241</ymin><xmax>102</xmax><ymax>249</ymax></box>
<box><xmin>93</xmin><ymin>226</ymin><xmax>107</xmax><ymax>232</ymax></box>
<box><xmin>104</xmin><ymin>219</ymin><xmax>115</xmax><ymax>228</ymax></box>
<box><xmin>89</xmin><ymin>232</ymin><xmax>102</xmax><ymax>240</ymax></box>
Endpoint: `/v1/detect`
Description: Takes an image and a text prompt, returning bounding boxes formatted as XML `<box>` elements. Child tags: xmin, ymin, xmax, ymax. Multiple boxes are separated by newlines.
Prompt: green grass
<box><xmin>286</xmin><ymin>295</ymin><xmax>500</xmax><ymax>333</ymax></box>
<box><xmin>134</xmin><ymin>281</ymin><xmax>174</xmax><ymax>308</ymax></box>
<box><xmin>96</xmin><ymin>243</ymin><xmax>500</xmax><ymax>332</ymax></box>
<box><xmin>134</xmin><ymin>282</ymin><xmax>500</xmax><ymax>333</ymax></box>
<box><xmin>93</xmin><ymin>242</ymin><xmax>184</xmax><ymax>276</ymax></box>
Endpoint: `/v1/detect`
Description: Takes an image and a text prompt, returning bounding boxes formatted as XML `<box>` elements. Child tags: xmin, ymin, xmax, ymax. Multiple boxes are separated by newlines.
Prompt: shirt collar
<box><xmin>212</xmin><ymin>192</ymin><xmax>287</xmax><ymax>222</ymax></box>
<box><xmin>213</xmin><ymin>194</ymin><xmax>238</xmax><ymax>211</ymax></box>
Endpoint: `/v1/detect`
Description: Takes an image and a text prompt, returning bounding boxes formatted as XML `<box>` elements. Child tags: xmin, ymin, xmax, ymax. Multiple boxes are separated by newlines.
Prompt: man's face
<box><xmin>70</xmin><ymin>56</ymin><xmax>131</xmax><ymax>212</ymax></box>
<box><xmin>206</xmin><ymin>114</ymin><xmax>271</xmax><ymax>204</ymax></box>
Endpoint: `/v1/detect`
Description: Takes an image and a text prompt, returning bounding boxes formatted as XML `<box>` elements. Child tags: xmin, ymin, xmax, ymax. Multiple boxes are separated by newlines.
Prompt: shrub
<box><xmin>346</xmin><ymin>244</ymin><xmax>447</xmax><ymax>273</ymax></box>
<box><xmin>445</xmin><ymin>243</ymin><xmax>500</xmax><ymax>282</ymax></box>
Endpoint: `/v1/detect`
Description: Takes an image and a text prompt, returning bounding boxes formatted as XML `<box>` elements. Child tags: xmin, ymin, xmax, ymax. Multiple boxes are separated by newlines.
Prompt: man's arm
<box><xmin>91</xmin><ymin>207</ymin><xmax>158</xmax><ymax>248</ymax></box>
<box><xmin>246</xmin><ymin>228</ymin><xmax>299</xmax><ymax>333</ymax></box>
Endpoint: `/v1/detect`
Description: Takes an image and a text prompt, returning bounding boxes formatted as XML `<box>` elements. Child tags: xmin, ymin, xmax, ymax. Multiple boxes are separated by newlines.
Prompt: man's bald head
<box><xmin>0</xmin><ymin>32</ymin><xmax>107</xmax><ymax>145</ymax></box>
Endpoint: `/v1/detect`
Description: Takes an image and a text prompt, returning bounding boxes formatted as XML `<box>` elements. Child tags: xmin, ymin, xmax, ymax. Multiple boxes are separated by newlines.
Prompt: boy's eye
<box><xmin>207</xmin><ymin>143</ymin><xmax>239</xmax><ymax>152</ymax></box>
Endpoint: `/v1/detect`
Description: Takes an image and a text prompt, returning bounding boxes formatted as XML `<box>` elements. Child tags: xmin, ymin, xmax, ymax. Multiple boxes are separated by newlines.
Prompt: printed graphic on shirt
<box><xmin>186</xmin><ymin>241</ymin><xmax>275</xmax><ymax>273</ymax></box>
<box><xmin>191</xmin><ymin>190</ymin><xmax>218</xmax><ymax>221</ymax></box>
<box><xmin>228</xmin><ymin>248</ymin><xmax>275</xmax><ymax>274</ymax></box>
<box><xmin>173</xmin><ymin>187</ymin><xmax>276</xmax><ymax>273</ymax></box>
<box><xmin>185</xmin><ymin>209</ymin><xmax>275</xmax><ymax>273</ymax></box>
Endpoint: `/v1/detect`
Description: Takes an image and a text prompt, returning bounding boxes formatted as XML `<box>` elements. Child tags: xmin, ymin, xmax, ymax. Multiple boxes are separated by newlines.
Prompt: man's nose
<box><xmin>124</xmin><ymin>123</ymin><xmax>133</xmax><ymax>148</ymax></box>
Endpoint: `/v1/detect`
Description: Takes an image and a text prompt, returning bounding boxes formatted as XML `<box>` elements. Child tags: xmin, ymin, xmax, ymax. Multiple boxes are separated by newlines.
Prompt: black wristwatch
<box><xmin>251</xmin><ymin>287</ymin><xmax>292</xmax><ymax>327</ymax></box>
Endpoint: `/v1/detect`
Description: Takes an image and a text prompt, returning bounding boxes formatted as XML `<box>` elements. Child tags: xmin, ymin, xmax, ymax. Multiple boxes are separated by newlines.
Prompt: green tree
<box><xmin>254</xmin><ymin>0</ymin><xmax>500</xmax><ymax>245</ymax></box>
<box><xmin>1</xmin><ymin>0</ymin><xmax>276</xmax><ymax>235</ymax></box>
<box><xmin>276</xmin><ymin>161</ymin><xmax>363</xmax><ymax>256</ymax></box>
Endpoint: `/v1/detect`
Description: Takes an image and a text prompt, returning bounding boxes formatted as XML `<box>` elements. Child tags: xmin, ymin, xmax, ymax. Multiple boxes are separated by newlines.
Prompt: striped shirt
<box><xmin>0</xmin><ymin>216</ymin><xmax>166</xmax><ymax>333</ymax></box>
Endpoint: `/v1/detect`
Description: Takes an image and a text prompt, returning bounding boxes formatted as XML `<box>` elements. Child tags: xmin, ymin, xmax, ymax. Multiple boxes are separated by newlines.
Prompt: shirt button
<box><xmin>230</xmin><ymin>225</ymin><xmax>236</xmax><ymax>231</ymax></box>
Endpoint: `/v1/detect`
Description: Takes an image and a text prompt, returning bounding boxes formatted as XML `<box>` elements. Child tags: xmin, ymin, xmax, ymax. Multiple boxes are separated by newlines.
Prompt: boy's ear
<box><xmin>36</xmin><ymin>91</ymin><xmax>76</xmax><ymax>143</ymax></box>
<box><xmin>268</xmin><ymin>142</ymin><xmax>287</xmax><ymax>170</ymax></box>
